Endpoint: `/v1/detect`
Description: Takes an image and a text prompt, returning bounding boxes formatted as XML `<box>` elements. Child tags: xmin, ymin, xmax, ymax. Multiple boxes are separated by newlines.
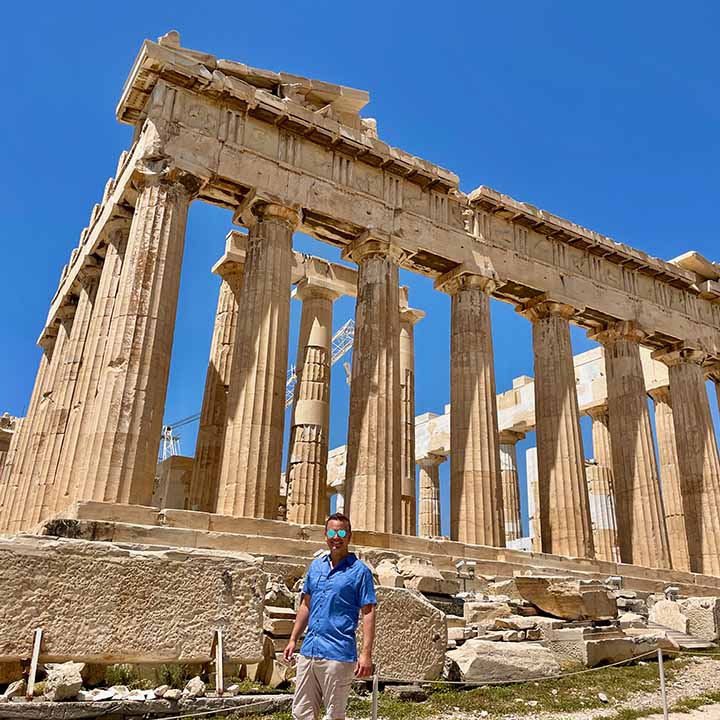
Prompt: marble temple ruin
<box><xmin>3</xmin><ymin>30</ymin><xmax>720</xmax><ymax>600</ymax></box>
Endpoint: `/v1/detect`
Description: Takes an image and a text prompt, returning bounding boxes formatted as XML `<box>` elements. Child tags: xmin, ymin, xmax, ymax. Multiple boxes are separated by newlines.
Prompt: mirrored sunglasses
<box><xmin>326</xmin><ymin>529</ymin><xmax>347</xmax><ymax>538</ymax></box>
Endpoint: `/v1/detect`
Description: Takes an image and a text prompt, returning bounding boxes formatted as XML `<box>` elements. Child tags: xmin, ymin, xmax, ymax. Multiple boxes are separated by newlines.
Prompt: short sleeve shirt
<box><xmin>300</xmin><ymin>552</ymin><xmax>376</xmax><ymax>662</ymax></box>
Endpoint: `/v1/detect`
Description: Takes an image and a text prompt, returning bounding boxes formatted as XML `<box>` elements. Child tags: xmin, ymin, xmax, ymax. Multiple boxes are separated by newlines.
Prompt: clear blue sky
<box><xmin>2</xmin><ymin>1</ymin><xmax>719</xmax><ymax>535</ymax></box>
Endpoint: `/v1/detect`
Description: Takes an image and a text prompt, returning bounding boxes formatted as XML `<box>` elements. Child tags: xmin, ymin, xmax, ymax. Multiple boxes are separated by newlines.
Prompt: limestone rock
<box><xmin>264</xmin><ymin>576</ymin><xmax>295</xmax><ymax>609</ymax></box>
<box><xmin>2</xmin><ymin>679</ymin><xmax>25</xmax><ymax>700</ymax></box>
<box><xmin>619</xmin><ymin>612</ymin><xmax>647</xmax><ymax>628</ymax></box>
<box><xmin>493</xmin><ymin>615</ymin><xmax>538</xmax><ymax>631</ymax></box>
<box><xmin>164</xmin><ymin>688</ymin><xmax>183</xmax><ymax>700</ymax></box>
<box><xmin>108</xmin><ymin>685</ymin><xmax>130</xmax><ymax>700</ymax></box>
<box><xmin>445</xmin><ymin>639</ymin><xmax>560</xmax><ymax>682</ymax></box>
<box><xmin>43</xmin><ymin>661</ymin><xmax>84</xmax><ymax>701</ymax></box>
<box><xmin>184</xmin><ymin>676</ymin><xmax>206</xmax><ymax>698</ymax></box>
<box><xmin>375</xmin><ymin>559</ymin><xmax>404</xmax><ymax>588</ymax></box>
<box><xmin>679</xmin><ymin>597</ymin><xmax>720</xmax><ymax>641</ymax></box>
<box><xmin>396</xmin><ymin>556</ymin><xmax>458</xmax><ymax>594</ymax></box>
<box><xmin>362</xmin><ymin>586</ymin><xmax>446</xmax><ymax>681</ymax></box>
<box><xmin>649</xmin><ymin>600</ymin><xmax>689</xmax><ymax>634</ymax></box>
<box><xmin>154</xmin><ymin>685</ymin><xmax>170</xmax><ymax>697</ymax></box>
<box><xmin>0</xmin><ymin>536</ymin><xmax>266</xmax><ymax>664</ymax></box>
<box><xmin>263</xmin><ymin>617</ymin><xmax>294</xmax><ymax>636</ymax></box>
<box><xmin>513</xmin><ymin>576</ymin><xmax>617</xmax><ymax>620</ymax></box>
<box><xmin>464</xmin><ymin>601</ymin><xmax>513</xmax><ymax>627</ymax></box>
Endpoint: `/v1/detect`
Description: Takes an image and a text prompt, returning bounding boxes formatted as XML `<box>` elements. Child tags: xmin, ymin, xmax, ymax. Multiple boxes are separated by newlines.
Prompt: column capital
<box><xmin>648</xmin><ymin>385</ymin><xmax>671</xmax><ymax>404</ymax></box>
<box><xmin>251</xmin><ymin>201</ymin><xmax>301</xmax><ymax>228</ymax></box>
<box><xmin>342</xmin><ymin>232</ymin><xmax>405</xmax><ymax>265</ymax></box>
<box><xmin>416</xmin><ymin>453</ymin><xmax>446</xmax><ymax>468</ymax></box>
<box><xmin>588</xmin><ymin>320</ymin><xmax>647</xmax><ymax>345</ymax></box>
<box><xmin>135</xmin><ymin>163</ymin><xmax>203</xmax><ymax>199</ymax></box>
<box><xmin>499</xmin><ymin>429</ymin><xmax>526</xmax><ymax>445</ymax></box>
<box><xmin>434</xmin><ymin>264</ymin><xmax>498</xmax><ymax>296</ymax></box>
<box><xmin>652</xmin><ymin>346</ymin><xmax>710</xmax><ymax>368</ymax></box>
<box><xmin>295</xmin><ymin>277</ymin><xmax>342</xmax><ymax>302</ymax></box>
<box><xmin>585</xmin><ymin>403</ymin><xmax>609</xmax><ymax>420</ymax></box>
<box><xmin>518</xmin><ymin>295</ymin><xmax>582</xmax><ymax>322</ymax></box>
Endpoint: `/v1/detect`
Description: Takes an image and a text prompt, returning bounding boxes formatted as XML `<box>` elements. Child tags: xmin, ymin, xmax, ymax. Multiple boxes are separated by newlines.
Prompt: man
<box><xmin>283</xmin><ymin>512</ymin><xmax>376</xmax><ymax>720</ymax></box>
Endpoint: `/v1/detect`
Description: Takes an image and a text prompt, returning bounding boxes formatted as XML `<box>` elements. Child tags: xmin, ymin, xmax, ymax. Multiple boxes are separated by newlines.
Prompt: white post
<box><xmin>214</xmin><ymin>628</ymin><xmax>225</xmax><ymax>696</ymax></box>
<box><xmin>26</xmin><ymin>628</ymin><xmax>43</xmax><ymax>700</ymax></box>
<box><xmin>371</xmin><ymin>667</ymin><xmax>379</xmax><ymax>720</ymax></box>
<box><xmin>657</xmin><ymin>648</ymin><xmax>668</xmax><ymax>720</ymax></box>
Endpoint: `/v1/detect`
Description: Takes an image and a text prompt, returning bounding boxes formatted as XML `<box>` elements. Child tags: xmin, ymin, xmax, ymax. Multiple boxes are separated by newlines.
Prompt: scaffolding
<box><xmin>160</xmin><ymin>318</ymin><xmax>355</xmax><ymax>459</ymax></box>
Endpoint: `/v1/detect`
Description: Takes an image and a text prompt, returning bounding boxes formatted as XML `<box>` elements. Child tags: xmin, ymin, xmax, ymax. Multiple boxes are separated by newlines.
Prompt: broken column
<box><xmin>188</xmin><ymin>233</ymin><xmax>246</xmax><ymax>512</ymax></box>
<box><xmin>520</xmin><ymin>298</ymin><xmax>594</xmax><ymax>559</ymax></box>
<box><xmin>285</xmin><ymin>276</ymin><xmax>340</xmax><ymax>525</ymax></box>
<box><xmin>499</xmin><ymin>430</ymin><xmax>524</xmax><ymax>542</ymax></box>
<box><xmin>81</xmin><ymin>168</ymin><xmax>198</xmax><ymax>507</ymax></box>
<box><xmin>436</xmin><ymin>265</ymin><xmax>504</xmax><ymax>547</ymax></box>
<box><xmin>648</xmin><ymin>386</ymin><xmax>690</xmax><ymax>572</ymax></box>
<box><xmin>218</xmin><ymin>203</ymin><xmax>299</xmax><ymax>519</ymax></box>
<box><xmin>399</xmin><ymin>288</ymin><xmax>424</xmax><ymax>535</ymax></box>
<box><xmin>417</xmin><ymin>454</ymin><xmax>444</xmax><ymax>537</ymax></box>
<box><xmin>343</xmin><ymin>234</ymin><xmax>403</xmax><ymax>533</ymax></box>
<box><xmin>591</xmin><ymin>322</ymin><xmax>670</xmax><ymax>568</ymax></box>
<box><xmin>655</xmin><ymin>348</ymin><xmax>720</xmax><ymax>576</ymax></box>
<box><xmin>585</xmin><ymin>406</ymin><xmax>620</xmax><ymax>563</ymax></box>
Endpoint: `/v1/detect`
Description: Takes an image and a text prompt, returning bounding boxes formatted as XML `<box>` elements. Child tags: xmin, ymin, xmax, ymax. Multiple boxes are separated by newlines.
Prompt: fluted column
<box><xmin>499</xmin><ymin>430</ymin><xmax>524</xmax><ymax>541</ymax></box>
<box><xmin>520</xmin><ymin>299</ymin><xmax>594</xmax><ymax>558</ymax></box>
<box><xmin>343</xmin><ymin>235</ymin><xmax>403</xmax><ymax>533</ymax></box>
<box><xmin>648</xmin><ymin>386</ymin><xmax>690</xmax><ymax>572</ymax></box>
<box><xmin>24</xmin><ymin>266</ymin><xmax>102</xmax><ymax>527</ymax></box>
<box><xmin>81</xmin><ymin>169</ymin><xmax>198</xmax><ymax>506</ymax></box>
<box><xmin>417</xmin><ymin>454</ymin><xmax>444</xmax><ymax>537</ymax></box>
<box><xmin>188</xmin><ymin>242</ymin><xmax>245</xmax><ymax>512</ymax></box>
<box><xmin>286</xmin><ymin>280</ymin><xmax>339</xmax><ymax>525</ymax></box>
<box><xmin>60</xmin><ymin>227</ymin><xmax>129</xmax><ymax>506</ymax></box>
<box><xmin>399</xmin><ymin>291</ymin><xmax>424</xmax><ymax>535</ymax></box>
<box><xmin>655</xmin><ymin>348</ymin><xmax>720</xmax><ymax>575</ymax></box>
<box><xmin>217</xmin><ymin>203</ymin><xmax>299</xmax><ymax>519</ymax></box>
<box><xmin>586</xmin><ymin>406</ymin><xmax>620</xmax><ymax>563</ymax></box>
<box><xmin>590</xmin><ymin>323</ymin><xmax>670</xmax><ymax>568</ymax></box>
<box><xmin>0</xmin><ymin>334</ymin><xmax>54</xmax><ymax>531</ymax></box>
<box><xmin>526</xmin><ymin>446</ymin><xmax>541</xmax><ymax>552</ymax></box>
<box><xmin>436</xmin><ymin>267</ymin><xmax>504</xmax><ymax>547</ymax></box>
<box><xmin>7</xmin><ymin>308</ymin><xmax>74</xmax><ymax>532</ymax></box>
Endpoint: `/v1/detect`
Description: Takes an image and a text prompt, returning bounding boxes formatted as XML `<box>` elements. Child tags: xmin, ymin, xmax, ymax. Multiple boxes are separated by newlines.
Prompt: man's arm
<box><xmin>355</xmin><ymin>603</ymin><xmax>376</xmax><ymax>677</ymax></box>
<box><xmin>282</xmin><ymin>593</ymin><xmax>311</xmax><ymax>664</ymax></box>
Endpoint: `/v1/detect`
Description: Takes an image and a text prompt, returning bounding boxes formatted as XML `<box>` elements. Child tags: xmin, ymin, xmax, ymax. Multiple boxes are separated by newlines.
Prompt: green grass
<box><xmin>231</xmin><ymin>657</ymin><xmax>693</xmax><ymax>720</ymax></box>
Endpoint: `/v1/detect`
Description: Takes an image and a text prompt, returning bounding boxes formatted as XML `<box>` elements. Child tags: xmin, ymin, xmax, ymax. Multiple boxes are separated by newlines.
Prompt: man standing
<box><xmin>283</xmin><ymin>512</ymin><xmax>376</xmax><ymax>720</ymax></box>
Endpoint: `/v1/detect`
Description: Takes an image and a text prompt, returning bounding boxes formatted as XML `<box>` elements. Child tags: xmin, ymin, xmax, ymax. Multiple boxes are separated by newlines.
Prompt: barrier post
<box><xmin>657</xmin><ymin>648</ymin><xmax>669</xmax><ymax>720</ymax></box>
<box><xmin>371</xmin><ymin>667</ymin><xmax>379</xmax><ymax>720</ymax></box>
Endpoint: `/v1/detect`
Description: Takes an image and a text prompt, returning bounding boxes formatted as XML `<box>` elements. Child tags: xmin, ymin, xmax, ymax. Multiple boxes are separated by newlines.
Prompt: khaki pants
<box><xmin>292</xmin><ymin>655</ymin><xmax>356</xmax><ymax>720</ymax></box>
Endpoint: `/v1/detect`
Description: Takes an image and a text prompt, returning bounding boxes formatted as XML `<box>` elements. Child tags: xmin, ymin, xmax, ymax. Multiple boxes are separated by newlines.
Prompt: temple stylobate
<box><xmin>2</xmin><ymin>31</ymin><xmax>720</xmax><ymax>586</ymax></box>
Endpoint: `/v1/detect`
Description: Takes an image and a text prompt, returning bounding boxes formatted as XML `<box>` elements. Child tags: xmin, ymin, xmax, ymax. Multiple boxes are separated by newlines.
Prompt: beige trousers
<box><xmin>292</xmin><ymin>654</ymin><xmax>356</xmax><ymax>720</ymax></box>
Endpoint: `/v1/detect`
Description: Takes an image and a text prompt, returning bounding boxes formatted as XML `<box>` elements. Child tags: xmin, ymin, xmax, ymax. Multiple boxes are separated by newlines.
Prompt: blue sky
<box><xmin>1</xmin><ymin>1</ymin><xmax>719</xmax><ymax>536</ymax></box>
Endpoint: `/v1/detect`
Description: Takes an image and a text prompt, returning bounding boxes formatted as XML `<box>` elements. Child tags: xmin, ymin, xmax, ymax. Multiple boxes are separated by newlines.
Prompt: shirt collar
<box><xmin>323</xmin><ymin>551</ymin><xmax>356</xmax><ymax>571</ymax></box>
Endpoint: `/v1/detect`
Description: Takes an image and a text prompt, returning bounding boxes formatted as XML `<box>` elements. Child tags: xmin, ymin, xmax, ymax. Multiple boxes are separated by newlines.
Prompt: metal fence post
<box><xmin>371</xmin><ymin>667</ymin><xmax>379</xmax><ymax>720</ymax></box>
<box><xmin>657</xmin><ymin>648</ymin><xmax>669</xmax><ymax>720</ymax></box>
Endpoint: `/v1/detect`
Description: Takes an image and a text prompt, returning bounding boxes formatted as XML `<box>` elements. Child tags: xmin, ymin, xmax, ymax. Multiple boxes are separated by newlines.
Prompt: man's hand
<box><xmin>355</xmin><ymin>651</ymin><xmax>373</xmax><ymax>678</ymax></box>
<box><xmin>282</xmin><ymin>639</ymin><xmax>296</xmax><ymax>664</ymax></box>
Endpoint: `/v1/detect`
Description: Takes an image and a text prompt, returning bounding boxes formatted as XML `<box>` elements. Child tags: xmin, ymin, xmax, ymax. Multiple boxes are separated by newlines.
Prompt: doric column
<box><xmin>399</xmin><ymin>289</ymin><xmax>425</xmax><ymax>536</ymax></box>
<box><xmin>285</xmin><ymin>278</ymin><xmax>339</xmax><ymax>525</ymax></box>
<box><xmin>25</xmin><ymin>265</ymin><xmax>102</xmax><ymax>527</ymax></box>
<box><xmin>60</xmin><ymin>227</ymin><xmax>130</xmax><ymax>506</ymax></box>
<box><xmin>343</xmin><ymin>235</ymin><xmax>403</xmax><ymax>533</ymax></box>
<box><xmin>81</xmin><ymin>169</ymin><xmax>198</xmax><ymax>506</ymax></box>
<box><xmin>7</xmin><ymin>308</ymin><xmax>75</xmax><ymax>532</ymax></box>
<box><xmin>590</xmin><ymin>322</ymin><xmax>670</xmax><ymax>568</ymax></box>
<box><xmin>586</xmin><ymin>406</ymin><xmax>620</xmax><ymax>563</ymax></box>
<box><xmin>436</xmin><ymin>266</ymin><xmax>504</xmax><ymax>547</ymax></box>
<box><xmin>654</xmin><ymin>348</ymin><xmax>720</xmax><ymax>575</ymax></box>
<box><xmin>519</xmin><ymin>298</ymin><xmax>594</xmax><ymax>559</ymax></box>
<box><xmin>217</xmin><ymin>203</ymin><xmax>299</xmax><ymax>519</ymax></box>
<box><xmin>417</xmin><ymin>454</ymin><xmax>444</xmax><ymax>537</ymax></box>
<box><xmin>526</xmin><ymin>446</ymin><xmax>541</xmax><ymax>552</ymax></box>
<box><xmin>648</xmin><ymin>386</ymin><xmax>690</xmax><ymax>572</ymax></box>
<box><xmin>188</xmin><ymin>235</ymin><xmax>246</xmax><ymax>512</ymax></box>
<box><xmin>0</xmin><ymin>335</ymin><xmax>54</xmax><ymax>531</ymax></box>
<box><xmin>499</xmin><ymin>430</ymin><xmax>524</xmax><ymax>541</ymax></box>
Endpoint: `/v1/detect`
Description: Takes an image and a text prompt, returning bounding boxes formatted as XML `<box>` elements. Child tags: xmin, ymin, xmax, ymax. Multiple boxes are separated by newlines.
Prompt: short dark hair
<box><xmin>325</xmin><ymin>513</ymin><xmax>352</xmax><ymax>533</ymax></box>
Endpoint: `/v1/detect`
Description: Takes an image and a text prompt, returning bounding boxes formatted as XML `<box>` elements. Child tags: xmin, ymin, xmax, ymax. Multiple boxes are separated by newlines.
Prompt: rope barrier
<box><xmin>143</xmin><ymin>697</ymin><xmax>291</xmax><ymax>720</ymax></box>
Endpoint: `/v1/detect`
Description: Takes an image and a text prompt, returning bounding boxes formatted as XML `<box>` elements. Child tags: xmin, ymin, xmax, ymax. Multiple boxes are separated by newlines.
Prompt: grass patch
<box><xmin>671</xmin><ymin>688</ymin><xmax>720</xmax><ymax>713</ymax></box>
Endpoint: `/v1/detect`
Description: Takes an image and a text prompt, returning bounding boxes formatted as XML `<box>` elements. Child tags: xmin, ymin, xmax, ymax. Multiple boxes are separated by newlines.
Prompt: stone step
<box><xmin>647</xmin><ymin>621</ymin><xmax>716</xmax><ymax>650</ymax></box>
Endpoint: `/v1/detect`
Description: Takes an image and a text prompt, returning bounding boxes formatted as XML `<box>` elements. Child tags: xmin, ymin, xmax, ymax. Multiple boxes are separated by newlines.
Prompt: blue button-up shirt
<box><xmin>300</xmin><ymin>552</ymin><xmax>377</xmax><ymax>663</ymax></box>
